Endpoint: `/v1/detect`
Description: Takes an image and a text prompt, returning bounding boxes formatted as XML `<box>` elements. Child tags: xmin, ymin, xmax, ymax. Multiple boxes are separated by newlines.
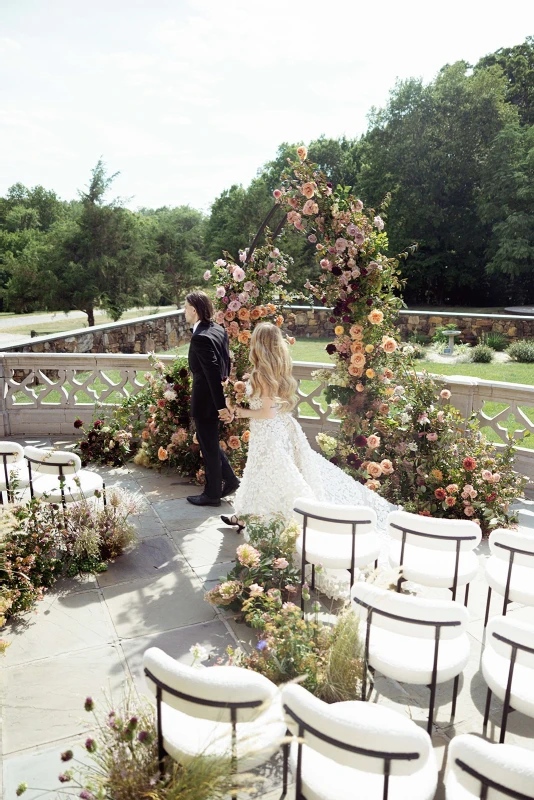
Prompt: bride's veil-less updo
<box><xmin>249</xmin><ymin>322</ymin><xmax>298</xmax><ymax>412</ymax></box>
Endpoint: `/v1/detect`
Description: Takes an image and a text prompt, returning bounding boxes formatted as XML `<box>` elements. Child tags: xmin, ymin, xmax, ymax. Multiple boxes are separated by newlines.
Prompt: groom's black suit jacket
<box><xmin>188</xmin><ymin>321</ymin><xmax>230</xmax><ymax>419</ymax></box>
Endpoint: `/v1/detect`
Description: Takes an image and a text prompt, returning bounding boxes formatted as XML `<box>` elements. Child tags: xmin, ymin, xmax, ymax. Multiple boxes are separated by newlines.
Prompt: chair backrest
<box><xmin>448</xmin><ymin>733</ymin><xmax>534</xmax><ymax>799</ymax></box>
<box><xmin>294</xmin><ymin>497</ymin><xmax>377</xmax><ymax>536</ymax></box>
<box><xmin>489</xmin><ymin>528</ymin><xmax>534</xmax><ymax>569</ymax></box>
<box><xmin>486</xmin><ymin>616</ymin><xmax>534</xmax><ymax>671</ymax></box>
<box><xmin>143</xmin><ymin>647</ymin><xmax>278</xmax><ymax>724</ymax></box>
<box><xmin>0</xmin><ymin>442</ymin><xmax>24</xmax><ymax>464</ymax></box>
<box><xmin>24</xmin><ymin>446</ymin><xmax>81</xmax><ymax>476</ymax></box>
<box><xmin>351</xmin><ymin>581</ymin><xmax>469</xmax><ymax>641</ymax></box>
<box><xmin>387</xmin><ymin>509</ymin><xmax>481</xmax><ymax>552</ymax></box>
<box><xmin>282</xmin><ymin>683</ymin><xmax>432</xmax><ymax>777</ymax></box>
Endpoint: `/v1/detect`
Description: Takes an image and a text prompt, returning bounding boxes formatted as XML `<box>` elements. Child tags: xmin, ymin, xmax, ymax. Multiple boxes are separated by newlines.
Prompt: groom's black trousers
<box><xmin>194</xmin><ymin>414</ymin><xmax>236</xmax><ymax>499</ymax></box>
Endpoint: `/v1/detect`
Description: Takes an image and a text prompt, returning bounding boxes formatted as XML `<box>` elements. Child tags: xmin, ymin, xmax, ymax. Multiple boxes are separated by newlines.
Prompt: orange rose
<box><xmin>158</xmin><ymin>447</ymin><xmax>168</xmax><ymax>461</ymax></box>
<box><xmin>383</xmin><ymin>368</ymin><xmax>394</xmax><ymax>379</ymax></box>
<box><xmin>301</xmin><ymin>181</ymin><xmax>315</xmax><ymax>199</ymax></box>
<box><xmin>258</xmin><ymin>306</ymin><xmax>268</xmax><ymax>317</ymax></box>
<box><xmin>228</xmin><ymin>436</ymin><xmax>241</xmax><ymax>449</ymax></box>
<box><xmin>238</xmin><ymin>330</ymin><xmax>251</xmax><ymax>344</ymax></box>
<box><xmin>348</xmin><ymin>365</ymin><xmax>363</xmax><ymax>377</ymax></box>
<box><xmin>241</xmin><ymin>430</ymin><xmax>250</xmax><ymax>443</ymax></box>
<box><xmin>275</xmin><ymin>315</ymin><xmax>284</xmax><ymax>327</ymax></box>
<box><xmin>380</xmin><ymin>459</ymin><xmax>394</xmax><ymax>475</ymax></box>
<box><xmin>367</xmin><ymin>461</ymin><xmax>383</xmax><ymax>478</ymax></box>
<box><xmin>286</xmin><ymin>335</ymin><xmax>295</xmax><ymax>345</ymax></box>
<box><xmin>250</xmin><ymin>308</ymin><xmax>261</xmax><ymax>320</ymax></box>
<box><xmin>297</xmin><ymin>145</ymin><xmax>307</xmax><ymax>160</ymax></box>
<box><xmin>351</xmin><ymin>342</ymin><xmax>363</xmax><ymax>353</ymax></box>
<box><xmin>224</xmin><ymin>310</ymin><xmax>236</xmax><ymax>321</ymax></box>
<box><xmin>234</xmin><ymin>381</ymin><xmax>246</xmax><ymax>394</ymax></box>
<box><xmin>351</xmin><ymin>352</ymin><xmax>366</xmax><ymax>368</ymax></box>
<box><xmin>382</xmin><ymin>336</ymin><xmax>397</xmax><ymax>353</ymax></box>
<box><xmin>368</xmin><ymin>309</ymin><xmax>384</xmax><ymax>325</ymax></box>
<box><xmin>266</xmin><ymin>303</ymin><xmax>276</xmax><ymax>314</ymax></box>
<box><xmin>237</xmin><ymin>307</ymin><xmax>250</xmax><ymax>320</ymax></box>
<box><xmin>350</xmin><ymin>324</ymin><xmax>363</xmax><ymax>339</ymax></box>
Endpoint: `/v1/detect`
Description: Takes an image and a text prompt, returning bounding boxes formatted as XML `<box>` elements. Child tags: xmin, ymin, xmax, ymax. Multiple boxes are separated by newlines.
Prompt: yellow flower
<box><xmin>431</xmin><ymin>469</ymin><xmax>443</xmax><ymax>481</ymax></box>
<box><xmin>365</xmin><ymin>368</ymin><xmax>375</xmax><ymax>379</ymax></box>
<box><xmin>334</xmin><ymin>325</ymin><xmax>344</xmax><ymax>336</ymax></box>
<box><xmin>365</xmin><ymin>344</ymin><xmax>374</xmax><ymax>353</ymax></box>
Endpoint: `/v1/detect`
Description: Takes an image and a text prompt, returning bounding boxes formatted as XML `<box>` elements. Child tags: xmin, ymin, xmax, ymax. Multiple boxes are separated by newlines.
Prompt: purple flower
<box><xmin>79</xmin><ymin>791</ymin><xmax>95</xmax><ymax>800</ymax></box>
<box><xmin>256</xmin><ymin>640</ymin><xmax>268</xmax><ymax>651</ymax></box>
<box><xmin>61</xmin><ymin>750</ymin><xmax>74</xmax><ymax>762</ymax></box>
<box><xmin>128</xmin><ymin>716</ymin><xmax>138</xmax><ymax>729</ymax></box>
<box><xmin>85</xmin><ymin>737</ymin><xmax>97</xmax><ymax>753</ymax></box>
<box><xmin>58</xmin><ymin>774</ymin><xmax>71</xmax><ymax>783</ymax></box>
<box><xmin>137</xmin><ymin>730</ymin><xmax>151</xmax><ymax>743</ymax></box>
<box><xmin>84</xmin><ymin>697</ymin><xmax>94</xmax><ymax>712</ymax></box>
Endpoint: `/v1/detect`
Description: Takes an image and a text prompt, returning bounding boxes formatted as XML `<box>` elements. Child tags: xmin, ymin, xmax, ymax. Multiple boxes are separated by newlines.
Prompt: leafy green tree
<box><xmin>475</xmin><ymin>37</ymin><xmax>534</xmax><ymax>126</ymax></box>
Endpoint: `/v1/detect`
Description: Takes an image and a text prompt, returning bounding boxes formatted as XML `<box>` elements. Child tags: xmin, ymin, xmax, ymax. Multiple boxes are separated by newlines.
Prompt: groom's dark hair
<box><xmin>185</xmin><ymin>291</ymin><xmax>214</xmax><ymax>323</ymax></box>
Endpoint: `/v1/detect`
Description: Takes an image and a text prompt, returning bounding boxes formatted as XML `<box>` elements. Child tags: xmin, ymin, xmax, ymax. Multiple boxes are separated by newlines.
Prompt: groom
<box><xmin>184</xmin><ymin>291</ymin><xmax>240</xmax><ymax>506</ymax></box>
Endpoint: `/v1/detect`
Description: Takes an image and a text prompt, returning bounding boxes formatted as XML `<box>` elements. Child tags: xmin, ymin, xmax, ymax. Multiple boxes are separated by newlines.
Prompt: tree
<box><xmin>475</xmin><ymin>37</ymin><xmax>534</xmax><ymax>126</ymax></box>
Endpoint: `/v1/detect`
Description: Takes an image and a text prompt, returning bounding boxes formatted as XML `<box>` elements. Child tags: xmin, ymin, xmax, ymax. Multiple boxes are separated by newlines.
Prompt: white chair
<box><xmin>143</xmin><ymin>647</ymin><xmax>287</xmax><ymax>793</ymax></box>
<box><xmin>0</xmin><ymin>441</ymin><xmax>30</xmax><ymax>501</ymax></box>
<box><xmin>294</xmin><ymin>498</ymin><xmax>380</xmax><ymax>611</ymax></box>
<box><xmin>446</xmin><ymin>733</ymin><xmax>534</xmax><ymax>799</ymax></box>
<box><xmin>484</xmin><ymin>528</ymin><xmax>534</xmax><ymax>628</ymax></box>
<box><xmin>24</xmin><ymin>446</ymin><xmax>104</xmax><ymax>507</ymax></box>
<box><xmin>281</xmin><ymin>683</ymin><xmax>437</xmax><ymax>800</ymax></box>
<box><xmin>482</xmin><ymin>615</ymin><xmax>534</xmax><ymax>743</ymax></box>
<box><xmin>351</xmin><ymin>581</ymin><xmax>470</xmax><ymax>734</ymax></box>
<box><xmin>387</xmin><ymin>510</ymin><xmax>481</xmax><ymax>605</ymax></box>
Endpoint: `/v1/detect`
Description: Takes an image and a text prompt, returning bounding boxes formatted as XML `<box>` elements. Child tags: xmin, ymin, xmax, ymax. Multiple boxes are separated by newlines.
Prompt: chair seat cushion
<box><xmin>485</xmin><ymin>557</ymin><xmax>534</xmax><ymax>606</ymax></box>
<box><xmin>0</xmin><ymin>464</ymin><xmax>30</xmax><ymax>491</ymax></box>
<box><xmin>482</xmin><ymin>648</ymin><xmax>534</xmax><ymax>719</ymax></box>
<box><xmin>32</xmin><ymin>470</ymin><xmax>103</xmax><ymax>502</ymax></box>
<box><xmin>161</xmin><ymin>696</ymin><xmax>285</xmax><ymax>771</ymax></box>
<box><xmin>389</xmin><ymin>541</ymin><xmax>478</xmax><ymax>589</ymax></box>
<box><xmin>367</xmin><ymin>626</ymin><xmax>470</xmax><ymax>685</ymax></box>
<box><xmin>296</xmin><ymin>530</ymin><xmax>380</xmax><ymax>570</ymax></box>
<box><xmin>289</xmin><ymin>738</ymin><xmax>437</xmax><ymax>800</ymax></box>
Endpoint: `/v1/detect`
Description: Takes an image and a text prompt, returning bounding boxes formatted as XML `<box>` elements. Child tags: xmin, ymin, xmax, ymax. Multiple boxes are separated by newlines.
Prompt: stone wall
<box><xmin>3</xmin><ymin>307</ymin><xmax>534</xmax><ymax>356</ymax></box>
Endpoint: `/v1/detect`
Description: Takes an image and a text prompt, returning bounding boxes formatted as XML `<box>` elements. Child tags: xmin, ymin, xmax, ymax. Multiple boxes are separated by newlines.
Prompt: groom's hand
<box><xmin>218</xmin><ymin>407</ymin><xmax>234</xmax><ymax>423</ymax></box>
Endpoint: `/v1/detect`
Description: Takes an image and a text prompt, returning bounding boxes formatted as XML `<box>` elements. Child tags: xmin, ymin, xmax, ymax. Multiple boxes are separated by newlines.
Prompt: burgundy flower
<box><xmin>60</xmin><ymin>750</ymin><xmax>73</xmax><ymax>762</ymax></box>
<box><xmin>330</xmin><ymin>456</ymin><xmax>339</xmax><ymax>466</ymax></box>
<box><xmin>366</xmin><ymin>298</ymin><xmax>373</xmax><ymax>306</ymax></box>
<box><xmin>85</xmin><ymin>737</ymin><xmax>96</xmax><ymax>753</ymax></box>
<box><xmin>347</xmin><ymin>454</ymin><xmax>363</xmax><ymax>468</ymax></box>
<box><xmin>342</xmin><ymin>315</ymin><xmax>351</xmax><ymax>323</ymax></box>
<box><xmin>73</xmin><ymin>419</ymin><xmax>83</xmax><ymax>429</ymax></box>
<box><xmin>93</xmin><ymin>420</ymin><xmax>102</xmax><ymax>429</ymax></box>
<box><xmin>325</xmin><ymin>343</ymin><xmax>336</xmax><ymax>355</ymax></box>
<box><xmin>137</xmin><ymin>730</ymin><xmax>151</xmax><ymax>743</ymax></box>
<box><xmin>58</xmin><ymin>774</ymin><xmax>71</xmax><ymax>783</ymax></box>
<box><xmin>179</xmin><ymin>368</ymin><xmax>188</xmax><ymax>378</ymax></box>
<box><xmin>84</xmin><ymin>697</ymin><xmax>94</xmax><ymax>712</ymax></box>
<box><xmin>320</xmin><ymin>296</ymin><xmax>327</xmax><ymax>305</ymax></box>
<box><xmin>329</xmin><ymin>316</ymin><xmax>337</xmax><ymax>324</ymax></box>
<box><xmin>353</xmin><ymin>435</ymin><xmax>368</xmax><ymax>448</ymax></box>
<box><xmin>361</xmin><ymin>268</ymin><xmax>368</xmax><ymax>276</ymax></box>
<box><xmin>332</xmin><ymin>266</ymin><xmax>342</xmax><ymax>276</ymax></box>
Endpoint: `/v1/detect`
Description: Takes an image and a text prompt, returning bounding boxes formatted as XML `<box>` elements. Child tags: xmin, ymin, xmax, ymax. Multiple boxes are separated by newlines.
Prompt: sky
<box><xmin>0</xmin><ymin>0</ymin><xmax>532</xmax><ymax>214</ymax></box>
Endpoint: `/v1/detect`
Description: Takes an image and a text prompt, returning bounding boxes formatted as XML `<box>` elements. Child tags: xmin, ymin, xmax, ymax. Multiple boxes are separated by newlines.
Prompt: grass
<box><xmin>1</xmin><ymin>306</ymin><xmax>177</xmax><ymax>337</ymax></box>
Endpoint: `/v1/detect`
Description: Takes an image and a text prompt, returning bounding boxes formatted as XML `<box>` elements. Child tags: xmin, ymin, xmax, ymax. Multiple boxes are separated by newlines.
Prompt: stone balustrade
<box><xmin>0</xmin><ymin>352</ymin><xmax>532</xmax><ymax>487</ymax></box>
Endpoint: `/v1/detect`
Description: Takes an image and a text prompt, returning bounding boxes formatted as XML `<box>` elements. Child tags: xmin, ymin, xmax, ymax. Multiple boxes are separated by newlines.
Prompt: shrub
<box><xmin>507</xmin><ymin>339</ymin><xmax>534</xmax><ymax>363</ymax></box>
<box><xmin>408</xmin><ymin>331</ymin><xmax>430</xmax><ymax>346</ymax></box>
<box><xmin>480</xmin><ymin>331</ymin><xmax>508</xmax><ymax>351</ymax></box>
<box><xmin>471</xmin><ymin>344</ymin><xmax>493</xmax><ymax>363</ymax></box>
<box><xmin>431</xmin><ymin>324</ymin><xmax>461</xmax><ymax>345</ymax></box>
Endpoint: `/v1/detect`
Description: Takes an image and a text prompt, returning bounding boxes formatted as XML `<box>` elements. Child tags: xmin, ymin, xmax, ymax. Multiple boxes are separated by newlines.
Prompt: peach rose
<box><xmin>350</xmin><ymin>324</ymin><xmax>363</xmax><ymax>339</ymax></box>
<box><xmin>286</xmin><ymin>335</ymin><xmax>295</xmax><ymax>345</ymax></box>
<box><xmin>383</xmin><ymin>368</ymin><xmax>394</xmax><ymax>379</ymax></box>
<box><xmin>224</xmin><ymin>310</ymin><xmax>236</xmax><ymax>322</ymax></box>
<box><xmin>229</xmin><ymin>321</ymin><xmax>240</xmax><ymax>336</ymax></box>
<box><xmin>351</xmin><ymin>341</ymin><xmax>364</xmax><ymax>353</ymax></box>
<box><xmin>365</xmin><ymin>479</ymin><xmax>381</xmax><ymax>491</ymax></box>
<box><xmin>379</xmin><ymin>403</ymin><xmax>390</xmax><ymax>414</ymax></box>
<box><xmin>356</xmin><ymin>383</ymin><xmax>364</xmax><ymax>392</ymax></box>
<box><xmin>297</xmin><ymin>145</ymin><xmax>308</xmax><ymax>160</ymax></box>
<box><xmin>301</xmin><ymin>181</ymin><xmax>315</xmax><ymax>199</ymax></box>
<box><xmin>380</xmin><ymin>459</ymin><xmax>394</xmax><ymax>475</ymax></box>
<box><xmin>215</xmin><ymin>310</ymin><xmax>225</xmax><ymax>324</ymax></box>
<box><xmin>171</xmin><ymin>428</ymin><xmax>188</xmax><ymax>445</ymax></box>
<box><xmin>367</xmin><ymin>434</ymin><xmax>381</xmax><ymax>449</ymax></box>
<box><xmin>241</xmin><ymin>430</ymin><xmax>250</xmax><ymax>443</ymax></box>
<box><xmin>158</xmin><ymin>447</ymin><xmax>168</xmax><ymax>461</ymax></box>
<box><xmin>266</xmin><ymin>303</ymin><xmax>276</xmax><ymax>314</ymax></box>
<box><xmin>351</xmin><ymin>352</ymin><xmax>366</xmax><ymax>368</ymax></box>
<box><xmin>365</xmin><ymin>344</ymin><xmax>374</xmax><ymax>353</ymax></box>
<box><xmin>250</xmin><ymin>308</ymin><xmax>261</xmax><ymax>320</ymax></box>
<box><xmin>275</xmin><ymin>315</ymin><xmax>284</xmax><ymax>327</ymax></box>
<box><xmin>219</xmin><ymin>440</ymin><xmax>228</xmax><ymax>451</ymax></box>
<box><xmin>238</xmin><ymin>330</ymin><xmax>251</xmax><ymax>344</ymax></box>
<box><xmin>302</xmin><ymin>199</ymin><xmax>319</xmax><ymax>215</ymax></box>
<box><xmin>348</xmin><ymin>365</ymin><xmax>363</xmax><ymax>377</ymax></box>
<box><xmin>141</xmin><ymin>429</ymin><xmax>150</xmax><ymax>440</ymax></box>
<box><xmin>382</xmin><ymin>337</ymin><xmax>397</xmax><ymax>353</ymax></box>
<box><xmin>368</xmin><ymin>309</ymin><xmax>384</xmax><ymax>325</ymax></box>
<box><xmin>234</xmin><ymin>381</ymin><xmax>246</xmax><ymax>394</ymax></box>
<box><xmin>238</xmin><ymin>307</ymin><xmax>250</xmax><ymax>320</ymax></box>
<box><xmin>367</xmin><ymin>461</ymin><xmax>383</xmax><ymax>478</ymax></box>
<box><xmin>228</xmin><ymin>436</ymin><xmax>241</xmax><ymax>449</ymax></box>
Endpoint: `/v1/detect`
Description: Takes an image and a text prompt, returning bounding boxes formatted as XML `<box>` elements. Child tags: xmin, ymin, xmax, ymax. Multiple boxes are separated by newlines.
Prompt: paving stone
<box><xmin>97</xmin><ymin>535</ymin><xmax>184</xmax><ymax>588</ymax></box>
<box><xmin>3</xmin><ymin>644</ymin><xmax>127</xmax><ymax>753</ymax></box>
<box><xmin>152</xmin><ymin>498</ymin><xmax>232</xmax><ymax>531</ymax></box>
<box><xmin>102</xmin><ymin>567</ymin><xmax>215</xmax><ymax>639</ymax></box>
<box><xmin>3</xmin><ymin>741</ymin><xmax>92</xmax><ymax>800</ymax></box>
<box><xmin>193</xmin><ymin>560</ymin><xmax>235</xmax><ymax>589</ymax></box>
<box><xmin>169</xmin><ymin>525</ymin><xmax>240</xmax><ymax>567</ymax></box>
<box><xmin>3</xmin><ymin>589</ymin><xmax>115</xmax><ymax>666</ymax></box>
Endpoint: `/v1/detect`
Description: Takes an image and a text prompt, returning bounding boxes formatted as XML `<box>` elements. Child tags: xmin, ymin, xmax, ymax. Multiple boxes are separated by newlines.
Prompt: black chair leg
<box><xmin>428</xmin><ymin>677</ymin><xmax>437</xmax><ymax>735</ymax></box>
<box><xmin>451</xmin><ymin>674</ymin><xmax>460</xmax><ymax>723</ymax></box>
<box><xmin>464</xmin><ymin>583</ymin><xmax>470</xmax><ymax>608</ymax></box>
<box><xmin>483</xmin><ymin>687</ymin><xmax>492</xmax><ymax>737</ymax></box>
<box><xmin>311</xmin><ymin>564</ymin><xmax>315</xmax><ymax>591</ymax></box>
<box><xmin>374</xmin><ymin>559</ymin><xmax>378</xmax><ymax>570</ymax></box>
<box><xmin>280</xmin><ymin>741</ymin><xmax>290</xmax><ymax>799</ymax></box>
<box><xmin>484</xmin><ymin>587</ymin><xmax>492</xmax><ymax>628</ymax></box>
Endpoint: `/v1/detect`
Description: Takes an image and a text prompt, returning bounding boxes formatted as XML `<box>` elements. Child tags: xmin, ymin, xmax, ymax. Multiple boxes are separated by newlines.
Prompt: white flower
<box><xmin>407</xmin><ymin>442</ymin><xmax>418</xmax><ymax>452</ymax></box>
<box><xmin>400</xmin><ymin>413</ymin><xmax>411</xmax><ymax>424</ymax></box>
<box><xmin>189</xmin><ymin>643</ymin><xmax>209</xmax><ymax>666</ymax></box>
<box><xmin>163</xmin><ymin>390</ymin><xmax>177</xmax><ymax>402</ymax></box>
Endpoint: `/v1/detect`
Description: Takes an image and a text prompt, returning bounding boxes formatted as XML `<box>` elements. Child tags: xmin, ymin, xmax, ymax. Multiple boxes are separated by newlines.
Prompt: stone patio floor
<box><xmin>2</xmin><ymin>438</ymin><xmax>534</xmax><ymax>799</ymax></box>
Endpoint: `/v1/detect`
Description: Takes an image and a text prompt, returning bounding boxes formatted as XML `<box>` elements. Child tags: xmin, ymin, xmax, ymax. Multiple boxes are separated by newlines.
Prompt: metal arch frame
<box><xmin>390</xmin><ymin>521</ymin><xmax>477</xmax><ymax>605</ymax></box>
<box><xmin>352</xmin><ymin>594</ymin><xmax>463</xmax><ymax>734</ymax></box>
<box><xmin>25</xmin><ymin>453</ymin><xmax>106</xmax><ymax>510</ymax></box>
<box><xmin>244</xmin><ymin>205</ymin><xmax>287</xmax><ymax>265</ymax></box>
<box><xmin>484</xmin><ymin>540</ymin><xmax>534</xmax><ymax>628</ymax></box>
<box><xmin>143</xmin><ymin>667</ymin><xmax>289</xmax><ymax>799</ymax></box>
<box><xmin>455</xmin><ymin>757</ymin><xmax>534</xmax><ymax>800</ymax></box>
<box><xmin>483</xmin><ymin>630</ymin><xmax>534</xmax><ymax>744</ymax></box>
<box><xmin>294</xmin><ymin>507</ymin><xmax>376</xmax><ymax>612</ymax></box>
<box><xmin>283</xmin><ymin>702</ymin><xmax>420</xmax><ymax>800</ymax></box>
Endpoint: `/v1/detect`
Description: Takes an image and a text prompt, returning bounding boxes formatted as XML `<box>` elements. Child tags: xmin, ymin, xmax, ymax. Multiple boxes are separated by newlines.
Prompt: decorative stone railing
<box><xmin>0</xmin><ymin>353</ymin><xmax>532</xmax><ymax>485</ymax></box>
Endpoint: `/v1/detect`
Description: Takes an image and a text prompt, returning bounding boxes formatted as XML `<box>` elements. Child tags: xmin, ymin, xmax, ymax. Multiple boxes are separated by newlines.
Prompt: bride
<box><xmin>220</xmin><ymin>322</ymin><xmax>394</xmax><ymax>533</ymax></box>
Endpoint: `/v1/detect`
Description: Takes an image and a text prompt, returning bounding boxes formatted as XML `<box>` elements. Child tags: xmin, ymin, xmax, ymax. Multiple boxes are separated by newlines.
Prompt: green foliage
<box><xmin>480</xmin><ymin>331</ymin><xmax>508</xmax><ymax>351</ymax></box>
<box><xmin>431</xmin><ymin>324</ymin><xmax>462</xmax><ymax>344</ymax></box>
<box><xmin>471</xmin><ymin>344</ymin><xmax>494</xmax><ymax>363</ymax></box>
<box><xmin>507</xmin><ymin>339</ymin><xmax>534</xmax><ymax>362</ymax></box>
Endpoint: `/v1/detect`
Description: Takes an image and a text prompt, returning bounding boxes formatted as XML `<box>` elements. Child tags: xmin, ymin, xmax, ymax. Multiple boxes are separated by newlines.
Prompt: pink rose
<box><xmin>440</xmin><ymin>389</ymin><xmax>451</xmax><ymax>400</ymax></box>
<box><xmin>367</xmin><ymin>434</ymin><xmax>381</xmax><ymax>449</ymax></box>
<box><xmin>203</xmin><ymin>270</ymin><xmax>211</xmax><ymax>280</ymax></box>
<box><xmin>215</xmin><ymin>286</ymin><xmax>225</xmax><ymax>298</ymax></box>
<box><xmin>302</xmin><ymin>199</ymin><xmax>319</xmax><ymax>215</ymax></box>
<box><xmin>308</xmin><ymin>234</ymin><xmax>317</xmax><ymax>243</ymax></box>
<box><xmin>374</xmin><ymin>215</ymin><xmax>385</xmax><ymax>230</ymax></box>
<box><xmin>227</xmin><ymin>300</ymin><xmax>241</xmax><ymax>312</ymax></box>
<box><xmin>346</xmin><ymin>223</ymin><xmax>358</xmax><ymax>237</ymax></box>
<box><xmin>215</xmin><ymin>259</ymin><xmax>226</xmax><ymax>267</ymax></box>
<box><xmin>491</xmin><ymin>473</ymin><xmax>501</xmax><ymax>483</ymax></box>
<box><xmin>482</xmin><ymin>469</ymin><xmax>493</xmax><ymax>481</ymax></box>
<box><xmin>273</xmin><ymin>189</ymin><xmax>282</xmax><ymax>200</ymax></box>
<box><xmin>270</xmin><ymin>248</ymin><xmax>280</xmax><ymax>257</ymax></box>
<box><xmin>335</xmin><ymin>237</ymin><xmax>348</xmax><ymax>252</ymax></box>
<box><xmin>233</xmin><ymin>267</ymin><xmax>246</xmax><ymax>282</ymax></box>
<box><xmin>238</xmin><ymin>250</ymin><xmax>247</xmax><ymax>263</ymax></box>
<box><xmin>426</xmin><ymin>432</ymin><xmax>438</xmax><ymax>441</ymax></box>
<box><xmin>464</xmin><ymin>506</ymin><xmax>475</xmax><ymax>517</ymax></box>
<box><xmin>354</xmin><ymin>199</ymin><xmax>364</xmax><ymax>212</ymax></box>
<box><xmin>244</xmin><ymin>280</ymin><xmax>254</xmax><ymax>291</ymax></box>
<box><xmin>320</xmin><ymin>258</ymin><xmax>331</xmax><ymax>270</ymax></box>
<box><xmin>354</xmin><ymin>230</ymin><xmax>365</xmax><ymax>245</ymax></box>
<box><xmin>273</xmin><ymin>557</ymin><xmax>289</xmax><ymax>569</ymax></box>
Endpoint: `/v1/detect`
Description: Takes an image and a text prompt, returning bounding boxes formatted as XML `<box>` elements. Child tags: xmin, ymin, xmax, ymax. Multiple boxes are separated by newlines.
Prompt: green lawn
<box><xmin>1</xmin><ymin>307</ymin><xmax>177</xmax><ymax>337</ymax></box>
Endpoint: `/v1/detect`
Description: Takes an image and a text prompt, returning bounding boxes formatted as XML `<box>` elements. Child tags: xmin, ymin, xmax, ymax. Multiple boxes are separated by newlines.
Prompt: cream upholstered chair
<box><xmin>294</xmin><ymin>498</ymin><xmax>380</xmax><ymax>611</ymax></box>
<box><xmin>0</xmin><ymin>441</ymin><xmax>30</xmax><ymax>501</ymax></box>
<box><xmin>446</xmin><ymin>733</ymin><xmax>534</xmax><ymax>798</ymax></box>
<box><xmin>484</xmin><ymin>528</ymin><xmax>534</xmax><ymax>628</ymax></box>
<box><xmin>143</xmin><ymin>647</ymin><xmax>287</xmax><ymax>793</ymax></box>
<box><xmin>24</xmin><ymin>446</ymin><xmax>104</xmax><ymax>508</ymax></box>
<box><xmin>387</xmin><ymin>510</ymin><xmax>481</xmax><ymax>605</ymax></box>
<box><xmin>351</xmin><ymin>581</ymin><xmax>470</xmax><ymax>734</ymax></box>
<box><xmin>281</xmin><ymin>683</ymin><xmax>438</xmax><ymax>800</ymax></box>
<box><xmin>482</xmin><ymin>615</ymin><xmax>534</xmax><ymax>743</ymax></box>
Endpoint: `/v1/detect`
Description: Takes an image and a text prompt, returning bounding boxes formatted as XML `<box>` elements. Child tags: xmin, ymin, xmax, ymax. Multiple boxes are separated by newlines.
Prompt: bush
<box><xmin>480</xmin><ymin>331</ymin><xmax>508</xmax><ymax>351</ymax></box>
<box><xmin>471</xmin><ymin>344</ymin><xmax>493</xmax><ymax>363</ymax></box>
<box><xmin>507</xmin><ymin>339</ymin><xmax>534</xmax><ymax>363</ymax></box>
<box><xmin>408</xmin><ymin>331</ymin><xmax>430</xmax><ymax>346</ymax></box>
<box><xmin>431</xmin><ymin>324</ymin><xmax>461</xmax><ymax>345</ymax></box>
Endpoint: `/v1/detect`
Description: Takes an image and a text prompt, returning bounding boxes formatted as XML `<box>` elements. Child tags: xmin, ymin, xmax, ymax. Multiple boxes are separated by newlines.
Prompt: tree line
<box><xmin>1</xmin><ymin>37</ymin><xmax>532</xmax><ymax>324</ymax></box>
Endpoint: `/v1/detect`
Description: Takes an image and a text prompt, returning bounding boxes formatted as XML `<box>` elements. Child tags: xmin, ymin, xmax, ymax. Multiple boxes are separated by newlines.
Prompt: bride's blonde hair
<box><xmin>249</xmin><ymin>322</ymin><xmax>297</xmax><ymax>412</ymax></box>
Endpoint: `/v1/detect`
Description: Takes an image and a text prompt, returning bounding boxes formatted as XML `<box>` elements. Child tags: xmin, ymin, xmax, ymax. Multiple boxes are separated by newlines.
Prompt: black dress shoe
<box><xmin>221</xmin><ymin>479</ymin><xmax>240</xmax><ymax>498</ymax></box>
<box><xmin>186</xmin><ymin>494</ymin><xmax>221</xmax><ymax>507</ymax></box>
